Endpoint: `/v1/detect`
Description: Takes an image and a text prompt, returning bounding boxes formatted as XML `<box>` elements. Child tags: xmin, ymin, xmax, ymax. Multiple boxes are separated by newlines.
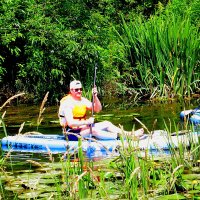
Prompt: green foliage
<box><xmin>0</xmin><ymin>0</ymin><xmax>199</xmax><ymax>103</ymax></box>
<box><xmin>115</xmin><ymin>0</ymin><xmax>200</xmax><ymax>98</ymax></box>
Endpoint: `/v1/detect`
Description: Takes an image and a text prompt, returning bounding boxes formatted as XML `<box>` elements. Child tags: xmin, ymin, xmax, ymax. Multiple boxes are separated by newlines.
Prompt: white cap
<box><xmin>70</xmin><ymin>80</ymin><xmax>82</xmax><ymax>90</ymax></box>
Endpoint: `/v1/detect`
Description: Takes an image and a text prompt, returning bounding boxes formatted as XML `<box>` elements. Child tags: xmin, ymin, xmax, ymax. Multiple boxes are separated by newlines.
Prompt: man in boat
<box><xmin>59</xmin><ymin>80</ymin><xmax>144</xmax><ymax>140</ymax></box>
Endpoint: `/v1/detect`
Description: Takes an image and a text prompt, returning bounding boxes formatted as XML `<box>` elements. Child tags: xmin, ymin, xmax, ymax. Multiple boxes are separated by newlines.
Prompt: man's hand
<box><xmin>92</xmin><ymin>86</ymin><xmax>98</xmax><ymax>97</ymax></box>
<box><xmin>86</xmin><ymin>117</ymin><xmax>94</xmax><ymax>125</ymax></box>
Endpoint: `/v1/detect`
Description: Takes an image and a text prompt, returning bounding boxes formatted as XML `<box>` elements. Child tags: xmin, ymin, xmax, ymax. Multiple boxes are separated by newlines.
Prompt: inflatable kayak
<box><xmin>1</xmin><ymin>130</ymin><xmax>199</xmax><ymax>157</ymax></box>
<box><xmin>180</xmin><ymin>108</ymin><xmax>200</xmax><ymax>125</ymax></box>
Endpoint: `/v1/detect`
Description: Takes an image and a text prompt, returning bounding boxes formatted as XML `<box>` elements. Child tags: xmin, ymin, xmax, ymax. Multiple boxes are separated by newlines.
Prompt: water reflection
<box><xmin>1</xmin><ymin>100</ymin><xmax>199</xmax><ymax>133</ymax></box>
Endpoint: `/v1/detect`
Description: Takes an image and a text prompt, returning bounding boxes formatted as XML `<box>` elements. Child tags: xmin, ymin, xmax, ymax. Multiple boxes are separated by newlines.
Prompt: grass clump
<box><xmin>114</xmin><ymin>0</ymin><xmax>200</xmax><ymax>99</ymax></box>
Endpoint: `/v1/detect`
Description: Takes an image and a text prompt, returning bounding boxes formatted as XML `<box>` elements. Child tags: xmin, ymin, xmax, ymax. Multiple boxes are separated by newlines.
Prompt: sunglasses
<box><xmin>74</xmin><ymin>88</ymin><xmax>83</xmax><ymax>92</ymax></box>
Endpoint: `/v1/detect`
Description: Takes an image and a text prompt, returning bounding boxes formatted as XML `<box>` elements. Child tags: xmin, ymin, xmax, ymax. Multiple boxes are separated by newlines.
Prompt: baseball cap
<box><xmin>70</xmin><ymin>80</ymin><xmax>82</xmax><ymax>90</ymax></box>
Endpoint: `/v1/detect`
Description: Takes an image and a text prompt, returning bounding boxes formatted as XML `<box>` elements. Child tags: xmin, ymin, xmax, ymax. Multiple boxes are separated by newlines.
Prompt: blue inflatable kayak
<box><xmin>1</xmin><ymin>130</ymin><xmax>199</xmax><ymax>157</ymax></box>
<box><xmin>180</xmin><ymin>109</ymin><xmax>200</xmax><ymax>124</ymax></box>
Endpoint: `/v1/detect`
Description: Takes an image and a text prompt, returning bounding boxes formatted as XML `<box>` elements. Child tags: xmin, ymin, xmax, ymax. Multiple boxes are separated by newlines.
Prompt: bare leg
<box><xmin>79</xmin><ymin>121</ymin><xmax>144</xmax><ymax>140</ymax></box>
<box><xmin>131</xmin><ymin>128</ymin><xmax>144</xmax><ymax>137</ymax></box>
<box><xmin>80</xmin><ymin>126</ymin><xmax>117</xmax><ymax>140</ymax></box>
<box><xmin>94</xmin><ymin>121</ymin><xmax>124</xmax><ymax>133</ymax></box>
<box><xmin>94</xmin><ymin>121</ymin><xmax>144</xmax><ymax>137</ymax></box>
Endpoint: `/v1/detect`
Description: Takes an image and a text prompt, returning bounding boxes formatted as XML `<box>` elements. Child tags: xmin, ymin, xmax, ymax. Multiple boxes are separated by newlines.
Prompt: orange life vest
<box><xmin>60</xmin><ymin>94</ymin><xmax>87</xmax><ymax>128</ymax></box>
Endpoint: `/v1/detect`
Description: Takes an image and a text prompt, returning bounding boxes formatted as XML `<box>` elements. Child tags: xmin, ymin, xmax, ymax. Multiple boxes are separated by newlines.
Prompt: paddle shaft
<box><xmin>90</xmin><ymin>64</ymin><xmax>98</xmax><ymax>136</ymax></box>
<box><xmin>92</xmin><ymin>64</ymin><xmax>97</xmax><ymax>116</ymax></box>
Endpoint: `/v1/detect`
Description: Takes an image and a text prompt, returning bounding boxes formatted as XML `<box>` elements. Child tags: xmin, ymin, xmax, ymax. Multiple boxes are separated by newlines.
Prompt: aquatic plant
<box><xmin>115</xmin><ymin>0</ymin><xmax>199</xmax><ymax>99</ymax></box>
<box><xmin>0</xmin><ymin>93</ymin><xmax>25</xmax><ymax>111</ymax></box>
<box><xmin>1</xmin><ymin>127</ymin><xmax>200</xmax><ymax>199</ymax></box>
<box><xmin>0</xmin><ymin>94</ymin><xmax>200</xmax><ymax>199</ymax></box>
<box><xmin>0</xmin><ymin>112</ymin><xmax>7</xmax><ymax>137</ymax></box>
<box><xmin>108</xmin><ymin>123</ymin><xmax>200</xmax><ymax>199</ymax></box>
<box><xmin>37</xmin><ymin>92</ymin><xmax>49</xmax><ymax>129</ymax></box>
<box><xmin>0</xmin><ymin>93</ymin><xmax>25</xmax><ymax>137</ymax></box>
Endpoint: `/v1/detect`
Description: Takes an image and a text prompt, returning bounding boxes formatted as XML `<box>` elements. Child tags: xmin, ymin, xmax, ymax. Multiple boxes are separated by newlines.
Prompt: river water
<box><xmin>0</xmin><ymin>98</ymin><xmax>200</xmax><ymax>199</ymax></box>
<box><xmin>0</xmin><ymin>98</ymin><xmax>199</xmax><ymax>138</ymax></box>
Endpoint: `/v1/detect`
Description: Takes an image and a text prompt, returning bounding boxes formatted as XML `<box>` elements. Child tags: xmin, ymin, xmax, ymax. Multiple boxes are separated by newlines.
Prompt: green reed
<box><xmin>37</xmin><ymin>92</ymin><xmax>49</xmax><ymax>130</ymax></box>
<box><xmin>0</xmin><ymin>93</ymin><xmax>25</xmax><ymax>137</ymax></box>
<box><xmin>116</xmin><ymin>1</ymin><xmax>199</xmax><ymax>98</ymax></box>
<box><xmin>0</xmin><ymin>149</ymin><xmax>4</xmax><ymax>199</ymax></box>
<box><xmin>164</xmin><ymin>120</ymin><xmax>200</xmax><ymax>167</ymax></box>
<box><xmin>162</xmin><ymin>121</ymin><xmax>200</xmax><ymax>195</ymax></box>
<box><xmin>1</xmin><ymin>126</ymin><xmax>199</xmax><ymax>199</ymax></box>
<box><xmin>58</xmin><ymin>139</ymin><xmax>100</xmax><ymax>199</ymax></box>
<box><xmin>114</xmin><ymin>124</ymin><xmax>200</xmax><ymax>198</ymax></box>
<box><xmin>0</xmin><ymin>117</ymin><xmax>7</xmax><ymax>138</ymax></box>
<box><xmin>117</xmin><ymin>135</ymin><xmax>145</xmax><ymax>199</ymax></box>
<box><xmin>0</xmin><ymin>94</ymin><xmax>25</xmax><ymax>198</ymax></box>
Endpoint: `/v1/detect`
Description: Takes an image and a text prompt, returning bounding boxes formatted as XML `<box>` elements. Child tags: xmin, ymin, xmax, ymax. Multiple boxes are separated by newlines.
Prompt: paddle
<box><xmin>91</xmin><ymin>64</ymin><xmax>98</xmax><ymax>117</ymax></box>
<box><xmin>89</xmin><ymin>63</ymin><xmax>98</xmax><ymax>139</ymax></box>
<box><xmin>86</xmin><ymin>64</ymin><xmax>98</xmax><ymax>158</ymax></box>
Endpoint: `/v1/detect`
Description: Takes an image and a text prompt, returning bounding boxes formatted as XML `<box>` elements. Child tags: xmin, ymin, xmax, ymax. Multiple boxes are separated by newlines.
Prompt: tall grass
<box><xmin>0</xmin><ymin>93</ymin><xmax>25</xmax><ymax>137</ymax></box>
<box><xmin>37</xmin><ymin>92</ymin><xmax>49</xmax><ymax>129</ymax></box>
<box><xmin>114</xmin><ymin>123</ymin><xmax>200</xmax><ymax>198</ymax></box>
<box><xmin>1</xmin><ymin>94</ymin><xmax>200</xmax><ymax>198</ymax></box>
<box><xmin>115</xmin><ymin>0</ymin><xmax>199</xmax><ymax>98</ymax></box>
<box><xmin>1</xmin><ymin>126</ymin><xmax>199</xmax><ymax>199</ymax></box>
<box><xmin>0</xmin><ymin>94</ymin><xmax>24</xmax><ymax>199</ymax></box>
